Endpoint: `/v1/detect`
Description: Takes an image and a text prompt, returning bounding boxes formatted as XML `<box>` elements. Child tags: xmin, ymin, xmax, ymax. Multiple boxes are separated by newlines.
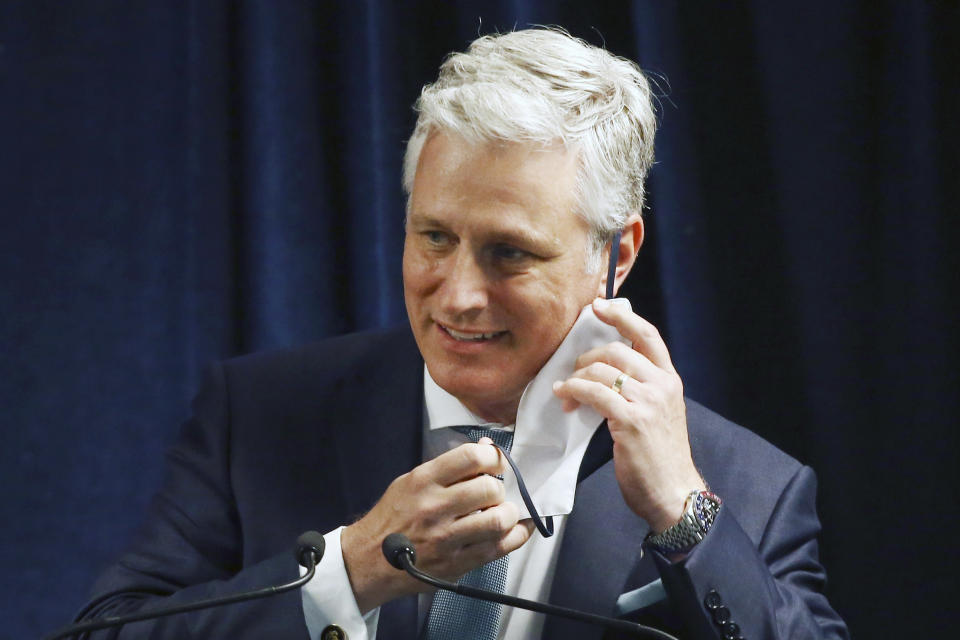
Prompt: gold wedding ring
<box><xmin>611</xmin><ymin>372</ymin><xmax>630</xmax><ymax>394</ymax></box>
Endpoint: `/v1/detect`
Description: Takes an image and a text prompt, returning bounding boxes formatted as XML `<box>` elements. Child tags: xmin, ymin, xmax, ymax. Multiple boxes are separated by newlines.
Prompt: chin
<box><xmin>431</xmin><ymin>363</ymin><xmax>522</xmax><ymax>418</ymax></box>
<box><xmin>433</xmin><ymin>363</ymin><xmax>504</xmax><ymax>395</ymax></box>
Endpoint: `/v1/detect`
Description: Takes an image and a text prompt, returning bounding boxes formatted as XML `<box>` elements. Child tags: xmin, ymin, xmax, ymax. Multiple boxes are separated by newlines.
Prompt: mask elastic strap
<box><xmin>605</xmin><ymin>231</ymin><xmax>622</xmax><ymax>300</ymax></box>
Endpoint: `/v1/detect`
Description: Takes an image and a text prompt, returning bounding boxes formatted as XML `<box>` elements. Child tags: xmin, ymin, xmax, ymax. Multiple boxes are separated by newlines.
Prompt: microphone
<box><xmin>382</xmin><ymin>533</ymin><xmax>678</xmax><ymax>640</ymax></box>
<box><xmin>44</xmin><ymin>531</ymin><xmax>326</xmax><ymax>640</ymax></box>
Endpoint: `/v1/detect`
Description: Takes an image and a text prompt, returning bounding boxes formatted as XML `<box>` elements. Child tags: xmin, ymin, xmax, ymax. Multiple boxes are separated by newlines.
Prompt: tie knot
<box><xmin>466</xmin><ymin>426</ymin><xmax>514</xmax><ymax>452</ymax></box>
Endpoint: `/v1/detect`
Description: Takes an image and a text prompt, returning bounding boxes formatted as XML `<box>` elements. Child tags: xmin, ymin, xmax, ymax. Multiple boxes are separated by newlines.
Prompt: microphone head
<box><xmin>295</xmin><ymin>531</ymin><xmax>326</xmax><ymax>568</ymax></box>
<box><xmin>382</xmin><ymin>533</ymin><xmax>416</xmax><ymax>570</ymax></box>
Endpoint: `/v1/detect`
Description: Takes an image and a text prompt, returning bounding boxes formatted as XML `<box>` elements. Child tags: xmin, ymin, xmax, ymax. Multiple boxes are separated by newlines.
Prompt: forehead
<box><xmin>409</xmin><ymin>132</ymin><xmax>584</xmax><ymax>234</ymax></box>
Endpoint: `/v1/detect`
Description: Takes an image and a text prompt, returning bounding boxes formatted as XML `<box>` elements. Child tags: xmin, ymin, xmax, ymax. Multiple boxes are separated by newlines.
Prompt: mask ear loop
<box><xmin>605</xmin><ymin>231</ymin><xmax>622</xmax><ymax>300</ymax></box>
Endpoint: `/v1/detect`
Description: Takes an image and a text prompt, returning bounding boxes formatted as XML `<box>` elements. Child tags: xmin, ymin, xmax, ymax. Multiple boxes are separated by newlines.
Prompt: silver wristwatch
<box><xmin>645</xmin><ymin>490</ymin><xmax>722</xmax><ymax>554</ymax></box>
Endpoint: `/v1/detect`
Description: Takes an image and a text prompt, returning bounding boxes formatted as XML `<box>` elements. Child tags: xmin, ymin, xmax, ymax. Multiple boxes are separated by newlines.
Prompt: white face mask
<box><xmin>507</xmin><ymin>298</ymin><xmax>632</xmax><ymax>520</ymax></box>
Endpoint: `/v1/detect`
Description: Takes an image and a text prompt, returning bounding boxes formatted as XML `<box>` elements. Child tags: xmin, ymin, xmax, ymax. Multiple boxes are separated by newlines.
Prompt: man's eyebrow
<box><xmin>484</xmin><ymin>227</ymin><xmax>557</xmax><ymax>249</ymax></box>
<box><xmin>407</xmin><ymin>214</ymin><xmax>449</xmax><ymax>229</ymax></box>
<box><xmin>409</xmin><ymin>214</ymin><xmax>552</xmax><ymax>243</ymax></box>
<box><xmin>408</xmin><ymin>212</ymin><xmax>561</xmax><ymax>251</ymax></box>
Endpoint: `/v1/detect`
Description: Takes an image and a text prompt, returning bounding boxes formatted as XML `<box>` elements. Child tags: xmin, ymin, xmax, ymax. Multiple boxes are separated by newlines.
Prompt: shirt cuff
<box><xmin>301</xmin><ymin>526</ymin><xmax>380</xmax><ymax>639</ymax></box>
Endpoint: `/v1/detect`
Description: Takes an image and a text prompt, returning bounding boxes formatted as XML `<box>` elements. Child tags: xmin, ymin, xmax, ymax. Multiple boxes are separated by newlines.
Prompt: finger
<box><xmin>455</xmin><ymin>512</ymin><xmax>534</xmax><ymax>568</ymax></box>
<box><xmin>484</xmin><ymin>518</ymin><xmax>535</xmax><ymax>560</ymax></box>
<box><xmin>592</xmin><ymin>298</ymin><xmax>676</xmax><ymax>373</ymax></box>
<box><xmin>573</xmin><ymin>341</ymin><xmax>663</xmax><ymax>384</ymax></box>
<box><xmin>555</xmin><ymin>387</ymin><xmax>580</xmax><ymax>412</ymax></box>
<box><xmin>460</xmin><ymin>508</ymin><xmax>536</xmax><ymax>566</ymax></box>
<box><xmin>446</xmin><ymin>501</ymin><xmax>522</xmax><ymax>548</ymax></box>
<box><xmin>567</xmin><ymin>360</ymin><xmax>655</xmax><ymax>404</ymax></box>
<box><xmin>427</xmin><ymin>441</ymin><xmax>505</xmax><ymax>486</ymax></box>
<box><xmin>442</xmin><ymin>472</ymin><xmax>506</xmax><ymax>516</ymax></box>
<box><xmin>553</xmin><ymin>377</ymin><xmax>635</xmax><ymax>424</ymax></box>
<box><xmin>568</xmin><ymin>361</ymin><xmax>632</xmax><ymax>394</ymax></box>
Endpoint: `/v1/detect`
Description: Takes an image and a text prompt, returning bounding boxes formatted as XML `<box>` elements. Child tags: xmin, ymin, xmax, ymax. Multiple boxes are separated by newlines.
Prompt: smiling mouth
<box><xmin>439</xmin><ymin>324</ymin><xmax>507</xmax><ymax>342</ymax></box>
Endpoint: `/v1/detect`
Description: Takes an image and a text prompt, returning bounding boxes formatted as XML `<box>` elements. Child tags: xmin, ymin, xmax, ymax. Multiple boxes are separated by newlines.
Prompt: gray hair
<box><xmin>402</xmin><ymin>28</ymin><xmax>657</xmax><ymax>271</ymax></box>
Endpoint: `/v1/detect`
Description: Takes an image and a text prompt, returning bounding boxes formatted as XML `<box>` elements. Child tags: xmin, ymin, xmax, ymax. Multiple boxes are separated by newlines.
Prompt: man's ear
<box><xmin>599</xmin><ymin>214</ymin><xmax>645</xmax><ymax>297</ymax></box>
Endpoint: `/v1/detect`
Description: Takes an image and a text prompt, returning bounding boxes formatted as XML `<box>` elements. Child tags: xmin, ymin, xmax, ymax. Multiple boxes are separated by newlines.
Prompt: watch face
<box><xmin>694</xmin><ymin>492</ymin><xmax>720</xmax><ymax>529</ymax></box>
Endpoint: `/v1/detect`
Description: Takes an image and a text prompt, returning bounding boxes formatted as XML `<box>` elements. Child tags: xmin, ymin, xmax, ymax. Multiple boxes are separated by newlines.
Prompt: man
<box><xmin>75</xmin><ymin>29</ymin><xmax>847</xmax><ymax>639</ymax></box>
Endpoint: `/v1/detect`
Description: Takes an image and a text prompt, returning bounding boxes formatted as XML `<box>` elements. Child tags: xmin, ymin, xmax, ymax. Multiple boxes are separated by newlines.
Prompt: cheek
<box><xmin>535</xmin><ymin>261</ymin><xmax>600</xmax><ymax>305</ymax></box>
<box><xmin>401</xmin><ymin>253</ymin><xmax>416</xmax><ymax>291</ymax></box>
<box><xmin>402</xmin><ymin>250</ymin><xmax>427</xmax><ymax>317</ymax></box>
<box><xmin>402</xmin><ymin>248</ymin><xmax>432</xmax><ymax>293</ymax></box>
<box><xmin>501</xmin><ymin>269</ymin><xmax>597</xmax><ymax>336</ymax></box>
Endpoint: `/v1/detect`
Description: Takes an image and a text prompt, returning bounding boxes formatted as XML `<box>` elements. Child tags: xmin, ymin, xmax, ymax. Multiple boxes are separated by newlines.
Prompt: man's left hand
<box><xmin>552</xmin><ymin>298</ymin><xmax>705</xmax><ymax>533</ymax></box>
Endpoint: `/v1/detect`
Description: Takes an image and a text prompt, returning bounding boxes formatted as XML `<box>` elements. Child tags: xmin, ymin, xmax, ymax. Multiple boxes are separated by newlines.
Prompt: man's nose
<box><xmin>437</xmin><ymin>248</ymin><xmax>489</xmax><ymax>315</ymax></box>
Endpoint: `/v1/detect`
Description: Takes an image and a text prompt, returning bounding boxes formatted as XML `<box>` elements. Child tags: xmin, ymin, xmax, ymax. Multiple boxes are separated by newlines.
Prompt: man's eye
<box><xmin>491</xmin><ymin>244</ymin><xmax>531</xmax><ymax>261</ymax></box>
<box><xmin>423</xmin><ymin>231</ymin><xmax>450</xmax><ymax>246</ymax></box>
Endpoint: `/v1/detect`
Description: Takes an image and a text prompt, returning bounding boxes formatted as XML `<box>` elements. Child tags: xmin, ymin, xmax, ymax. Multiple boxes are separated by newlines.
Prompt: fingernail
<box><xmin>552</xmin><ymin>380</ymin><xmax>562</xmax><ymax>392</ymax></box>
<box><xmin>593</xmin><ymin>298</ymin><xmax>610</xmax><ymax>310</ymax></box>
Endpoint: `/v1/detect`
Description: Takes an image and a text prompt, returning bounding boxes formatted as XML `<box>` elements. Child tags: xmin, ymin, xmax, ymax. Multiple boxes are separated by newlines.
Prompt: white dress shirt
<box><xmin>302</xmin><ymin>301</ymin><xmax>631</xmax><ymax>639</ymax></box>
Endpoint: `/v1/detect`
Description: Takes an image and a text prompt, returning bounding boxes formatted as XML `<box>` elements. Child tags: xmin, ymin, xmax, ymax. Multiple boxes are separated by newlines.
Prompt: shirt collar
<box><xmin>422</xmin><ymin>299</ymin><xmax>632</xmax><ymax>517</ymax></box>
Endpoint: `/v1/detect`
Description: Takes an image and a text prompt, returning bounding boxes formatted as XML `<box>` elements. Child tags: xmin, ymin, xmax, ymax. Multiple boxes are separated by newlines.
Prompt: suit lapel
<box><xmin>331</xmin><ymin>334</ymin><xmax>424</xmax><ymax>521</ymax></box>
<box><xmin>542</xmin><ymin>424</ymin><xmax>651</xmax><ymax>640</ymax></box>
<box><xmin>329</xmin><ymin>332</ymin><xmax>423</xmax><ymax>637</ymax></box>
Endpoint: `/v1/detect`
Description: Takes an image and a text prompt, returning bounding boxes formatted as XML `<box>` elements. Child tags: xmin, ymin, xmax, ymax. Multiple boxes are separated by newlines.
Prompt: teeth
<box><xmin>445</xmin><ymin>327</ymin><xmax>503</xmax><ymax>341</ymax></box>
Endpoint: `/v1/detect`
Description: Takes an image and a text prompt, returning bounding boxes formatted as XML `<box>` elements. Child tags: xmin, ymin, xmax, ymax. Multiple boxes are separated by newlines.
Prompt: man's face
<box><xmin>403</xmin><ymin>131</ymin><xmax>605</xmax><ymax>423</ymax></box>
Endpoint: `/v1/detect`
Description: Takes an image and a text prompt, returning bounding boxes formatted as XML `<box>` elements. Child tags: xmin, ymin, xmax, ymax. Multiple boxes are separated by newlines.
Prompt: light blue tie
<box><xmin>425</xmin><ymin>426</ymin><xmax>514</xmax><ymax>640</ymax></box>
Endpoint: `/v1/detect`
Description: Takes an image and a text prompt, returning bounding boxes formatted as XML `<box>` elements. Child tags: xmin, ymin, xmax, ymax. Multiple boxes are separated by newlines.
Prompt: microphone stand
<box><xmin>44</xmin><ymin>531</ymin><xmax>325</xmax><ymax>640</ymax></box>
<box><xmin>385</xmin><ymin>534</ymin><xmax>677</xmax><ymax>640</ymax></box>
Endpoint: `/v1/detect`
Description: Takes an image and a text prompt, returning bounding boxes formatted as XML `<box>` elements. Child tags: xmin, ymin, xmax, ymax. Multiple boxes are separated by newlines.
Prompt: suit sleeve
<box><xmin>652</xmin><ymin>465</ymin><xmax>849</xmax><ymax>639</ymax></box>
<box><xmin>71</xmin><ymin>362</ymin><xmax>312</xmax><ymax>638</ymax></box>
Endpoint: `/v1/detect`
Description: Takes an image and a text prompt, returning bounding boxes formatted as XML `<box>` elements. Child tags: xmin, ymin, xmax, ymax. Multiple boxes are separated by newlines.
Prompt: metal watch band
<box><xmin>645</xmin><ymin>490</ymin><xmax>722</xmax><ymax>554</ymax></box>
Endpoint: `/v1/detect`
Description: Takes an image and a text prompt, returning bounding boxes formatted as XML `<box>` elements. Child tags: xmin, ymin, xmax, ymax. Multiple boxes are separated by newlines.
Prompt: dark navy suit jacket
<box><xmin>76</xmin><ymin>328</ymin><xmax>848</xmax><ymax>639</ymax></box>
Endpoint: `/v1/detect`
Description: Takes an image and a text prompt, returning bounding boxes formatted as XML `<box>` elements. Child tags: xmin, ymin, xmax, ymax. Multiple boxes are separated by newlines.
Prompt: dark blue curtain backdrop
<box><xmin>1</xmin><ymin>1</ymin><xmax>957</xmax><ymax>638</ymax></box>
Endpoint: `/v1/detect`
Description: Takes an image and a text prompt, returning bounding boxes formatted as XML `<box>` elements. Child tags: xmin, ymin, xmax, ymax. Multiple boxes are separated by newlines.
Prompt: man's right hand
<box><xmin>340</xmin><ymin>438</ymin><xmax>533</xmax><ymax>613</ymax></box>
